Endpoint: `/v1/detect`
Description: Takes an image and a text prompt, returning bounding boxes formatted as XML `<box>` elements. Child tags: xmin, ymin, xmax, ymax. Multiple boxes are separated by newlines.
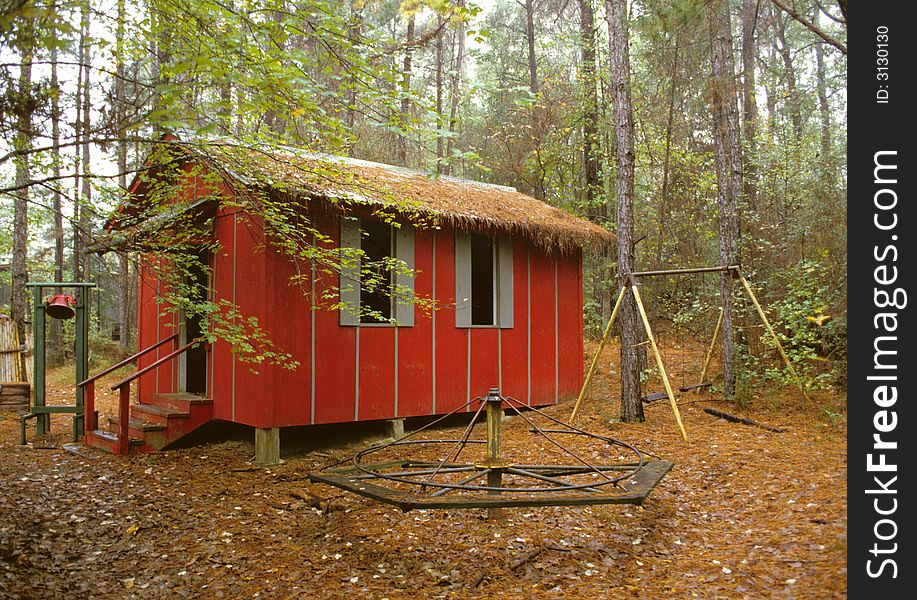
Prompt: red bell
<box><xmin>45</xmin><ymin>294</ymin><xmax>76</xmax><ymax>320</ymax></box>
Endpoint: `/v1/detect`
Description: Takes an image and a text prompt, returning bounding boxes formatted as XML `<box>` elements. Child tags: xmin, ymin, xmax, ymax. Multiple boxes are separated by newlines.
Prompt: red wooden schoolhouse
<box><xmin>86</xmin><ymin>140</ymin><xmax>612</xmax><ymax>458</ymax></box>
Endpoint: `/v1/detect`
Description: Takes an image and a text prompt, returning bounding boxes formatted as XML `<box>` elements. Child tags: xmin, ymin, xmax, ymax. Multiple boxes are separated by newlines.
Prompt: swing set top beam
<box><xmin>628</xmin><ymin>265</ymin><xmax>741</xmax><ymax>278</ymax></box>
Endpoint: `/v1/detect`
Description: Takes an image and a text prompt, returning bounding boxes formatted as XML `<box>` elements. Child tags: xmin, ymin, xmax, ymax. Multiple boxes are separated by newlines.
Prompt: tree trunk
<box><xmin>741</xmin><ymin>0</ymin><xmax>759</xmax><ymax>209</ymax></box>
<box><xmin>524</xmin><ymin>0</ymin><xmax>539</xmax><ymax>96</ymax></box>
<box><xmin>578</xmin><ymin>0</ymin><xmax>601</xmax><ymax>209</ymax></box>
<box><xmin>264</xmin><ymin>9</ymin><xmax>286</xmax><ymax>138</ymax></box>
<box><xmin>49</xmin><ymin>3</ymin><xmax>65</xmax><ymax>365</ymax></box>
<box><xmin>435</xmin><ymin>29</ymin><xmax>445</xmax><ymax>174</ymax></box>
<box><xmin>346</xmin><ymin>3</ymin><xmax>362</xmax><ymax>155</ymax></box>
<box><xmin>445</xmin><ymin>9</ymin><xmax>466</xmax><ymax>177</ymax></box>
<box><xmin>78</xmin><ymin>2</ymin><xmax>92</xmax><ymax>284</ymax></box>
<box><xmin>707</xmin><ymin>0</ymin><xmax>743</xmax><ymax>401</ymax></box>
<box><xmin>117</xmin><ymin>0</ymin><xmax>132</xmax><ymax>350</ymax></box>
<box><xmin>815</xmin><ymin>42</ymin><xmax>833</xmax><ymax>184</ymax></box>
<box><xmin>395</xmin><ymin>13</ymin><xmax>416</xmax><ymax>165</ymax></box>
<box><xmin>657</xmin><ymin>33</ymin><xmax>679</xmax><ymax>267</ymax></box>
<box><xmin>11</xmin><ymin>20</ymin><xmax>34</xmax><ymax>360</ymax></box>
<box><xmin>606</xmin><ymin>0</ymin><xmax>642</xmax><ymax>422</ymax></box>
<box><xmin>774</xmin><ymin>14</ymin><xmax>802</xmax><ymax>141</ymax></box>
<box><xmin>73</xmin><ymin>13</ymin><xmax>84</xmax><ymax>282</ymax></box>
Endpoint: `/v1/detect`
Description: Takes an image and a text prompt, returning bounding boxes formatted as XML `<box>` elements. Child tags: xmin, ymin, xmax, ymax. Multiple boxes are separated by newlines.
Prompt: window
<box><xmin>455</xmin><ymin>231</ymin><xmax>513</xmax><ymax>328</ymax></box>
<box><xmin>339</xmin><ymin>217</ymin><xmax>414</xmax><ymax>326</ymax></box>
<box><xmin>470</xmin><ymin>234</ymin><xmax>495</xmax><ymax>325</ymax></box>
<box><xmin>360</xmin><ymin>219</ymin><xmax>393</xmax><ymax>323</ymax></box>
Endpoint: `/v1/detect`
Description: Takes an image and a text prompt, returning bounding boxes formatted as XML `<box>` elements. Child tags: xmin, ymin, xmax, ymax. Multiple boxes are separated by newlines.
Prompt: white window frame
<box><xmin>455</xmin><ymin>231</ymin><xmax>513</xmax><ymax>329</ymax></box>
<box><xmin>339</xmin><ymin>217</ymin><xmax>415</xmax><ymax>327</ymax></box>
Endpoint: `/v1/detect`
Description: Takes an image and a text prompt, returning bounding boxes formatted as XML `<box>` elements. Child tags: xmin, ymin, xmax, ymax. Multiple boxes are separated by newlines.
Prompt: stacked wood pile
<box><xmin>0</xmin><ymin>318</ymin><xmax>30</xmax><ymax>412</ymax></box>
<box><xmin>0</xmin><ymin>317</ymin><xmax>23</xmax><ymax>382</ymax></box>
<box><xmin>0</xmin><ymin>382</ymin><xmax>29</xmax><ymax>413</ymax></box>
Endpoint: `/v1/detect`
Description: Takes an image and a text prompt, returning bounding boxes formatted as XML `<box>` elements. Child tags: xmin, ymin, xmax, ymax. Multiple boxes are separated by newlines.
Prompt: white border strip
<box><xmin>554</xmin><ymin>255</ymin><xmax>559</xmax><ymax>404</ymax></box>
<box><xmin>354</xmin><ymin>328</ymin><xmax>360</xmax><ymax>421</ymax></box>
<box><xmin>394</xmin><ymin>328</ymin><xmax>399</xmax><ymax>417</ymax></box>
<box><xmin>527</xmin><ymin>249</ymin><xmax>531</xmax><ymax>405</ymax></box>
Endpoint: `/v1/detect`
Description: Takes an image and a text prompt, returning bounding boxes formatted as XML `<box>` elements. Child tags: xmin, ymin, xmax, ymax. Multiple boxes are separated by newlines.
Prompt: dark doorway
<box><xmin>184</xmin><ymin>249</ymin><xmax>209</xmax><ymax>394</ymax></box>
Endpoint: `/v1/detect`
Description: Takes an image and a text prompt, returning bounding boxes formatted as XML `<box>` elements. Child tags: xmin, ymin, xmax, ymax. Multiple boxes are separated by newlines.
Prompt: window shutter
<box><xmin>339</xmin><ymin>217</ymin><xmax>361</xmax><ymax>326</ymax></box>
<box><xmin>496</xmin><ymin>236</ymin><xmax>514</xmax><ymax>328</ymax></box>
<box><xmin>454</xmin><ymin>231</ymin><xmax>472</xmax><ymax>328</ymax></box>
<box><xmin>393</xmin><ymin>225</ymin><xmax>415</xmax><ymax>326</ymax></box>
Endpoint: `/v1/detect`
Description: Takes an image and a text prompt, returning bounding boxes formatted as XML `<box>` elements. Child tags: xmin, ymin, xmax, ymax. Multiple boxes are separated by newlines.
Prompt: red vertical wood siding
<box><xmin>311</xmin><ymin>212</ymin><xmax>357</xmax><ymax>424</ymax></box>
<box><xmin>357</xmin><ymin>327</ymin><xmax>395</xmax><ymax>421</ymax></box>
<box><xmin>557</xmin><ymin>249</ymin><xmax>584</xmax><ymax>400</ymax></box>
<box><xmin>397</xmin><ymin>228</ymin><xmax>434</xmax><ymax>417</ymax></box>
<box><xmin>136</xmin><ymin>262</ymin><xmax>160</xmax><ymax>404</ymax></box>
<box><xmin>528</xmin><ymin>246</ymin><xmax>557</xmax><ymax>406</ymax></box>
<box><xmin>469</xmin><ymin>329</ymin><xmax>500</xmax><ymax>402</ymax></box>
<box><xmin>432</xmin><ymin>230</ymin><xmax>469</xmax><ymax>414</ymax></box>
<box><xmin>499</xmin><ymin>237</ymin><xmax>530</xmax><ymax>405</ymax></box>
<box><xmin>210</xmin><ymin>209</ymin><xmax>236</xmax><ymax>421</ymax></box>
<box><xmin>229</xmin><ymin>213</ymin><xmax>270</xmax><ymax>428</ymax></box>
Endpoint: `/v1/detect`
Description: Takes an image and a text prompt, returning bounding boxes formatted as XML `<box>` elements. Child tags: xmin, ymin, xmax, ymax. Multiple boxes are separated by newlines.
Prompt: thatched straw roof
<box><xmin>140</xmin><ymin>140</ymin><xmax>614</xmax><ymax>252</ymax></box>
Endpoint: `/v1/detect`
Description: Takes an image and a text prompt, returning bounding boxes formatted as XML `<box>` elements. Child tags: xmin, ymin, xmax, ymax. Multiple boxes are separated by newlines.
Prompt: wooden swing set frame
<box><xmin>568</xmin><ymin>265</ymin><xmax>812</xmax><ymax>440</ymax></box>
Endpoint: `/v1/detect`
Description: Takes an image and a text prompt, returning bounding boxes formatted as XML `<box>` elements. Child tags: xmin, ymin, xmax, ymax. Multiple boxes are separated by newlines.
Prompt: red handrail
<box><xmin>111</xmin><ymin>339</ymin><xmax>206</xmax><ymax>455</ymax></box>
<box><xmin>112</xmin><ymin>340</ymin><xmax>201</xmax><ymax>391</ymax></box>
<box><xmin>78</xmin><ymin>334</ymin><xmax>179</xmax><ymax>438</ymax></box>
<box><xmin>78</xmin><ymin>334</ymin><xmax>178</xmax><ymax>388</ymax></box>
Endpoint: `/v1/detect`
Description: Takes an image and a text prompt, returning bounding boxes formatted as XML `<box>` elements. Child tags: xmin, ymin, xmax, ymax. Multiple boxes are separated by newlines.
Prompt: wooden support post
<box><xmin>84</xmin><ymin>380</ymin><xmax>95</xmax><ymax>435</ymax></box>
<box><xmin>31</xmin><ymin>286</ymin><xmax>48</xmax><ymax>436</ymax></box>
<box><xmin>387</xmin><ymin>418</ymin><xmax>405</xmax><ymax>440</ymax></box>
<box><xmin>118</xmin><ymin>385</ymin><xmax>130</xmax><ymax>455</ymax></box>
<box><xmin>698</xmin><ymin>307</ymin><xmax>724</xmax><ymax>386</ymax></box>
<box><xmin>737</xmin><ymin>275</ymin><xmax>811</xmax><ymax>407</ymax></box>
<box><xmin>569</xmin><ymin>285</ymin><xmax>627</xmax><ymax>424</ymax></box>
<box><xmin>255</xmin><ymin>427</ymin><xmax>281</xmax><ymax>466</ymax></box>
<box><xmin>631</xmin><ymin>283</ymin><xmax>688</xmax><ymax>441</ymax></box>
<box><xmin>485</xmin><ymin>388</ymin><xmax>504</xmax><ymax>519</ymax></box>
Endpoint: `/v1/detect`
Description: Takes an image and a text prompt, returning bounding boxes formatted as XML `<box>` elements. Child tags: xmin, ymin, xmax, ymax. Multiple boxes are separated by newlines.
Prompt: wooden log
<box><xmin>0</xmin><ymin>383</ymin><xmax>30</xmax><ymax>395</ymax></box>
<box><xmin>702</xmin><ymin>407</ymin><xmax>785</xmax><ymax>433</ymax></box>
<box><xmin>0</xmin><ymin>382</ymin><xmax>29</xmax><ymax>412</ymax></box>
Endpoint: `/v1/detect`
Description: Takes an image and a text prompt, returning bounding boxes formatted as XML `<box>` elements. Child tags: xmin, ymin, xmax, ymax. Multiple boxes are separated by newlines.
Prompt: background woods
<box><xmin>0</xmin><ymin>0</ymin><xmax>846</xmax><ymax>405</ymax></box>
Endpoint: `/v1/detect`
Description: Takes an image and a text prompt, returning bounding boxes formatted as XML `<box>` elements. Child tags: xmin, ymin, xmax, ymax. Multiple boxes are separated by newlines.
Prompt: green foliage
<box><xmin>753</xmin><ymin>261</ymin><xmax>846</xmax><ymax>391</ymax></box>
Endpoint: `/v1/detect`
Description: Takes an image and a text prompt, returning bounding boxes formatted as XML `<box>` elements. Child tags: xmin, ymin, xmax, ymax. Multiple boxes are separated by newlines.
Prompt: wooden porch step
<box><xmin>131</xmin><ymin>403</ymin><xmax>190</xmax><ymax>426</ymax></box>
<box><xmin>85</xmin><ymin>429</ymin><xmax>143</xmax><ymax>454</ymax></box>
<box><xmin>109</xmin><ymin>416</ymin><xmax>167</xmax><ymax>430</ymax></box>
<box><xmin>150</xmin><ymin>393</ymin><xmax>211</xmax><ymax>412</ymax></box>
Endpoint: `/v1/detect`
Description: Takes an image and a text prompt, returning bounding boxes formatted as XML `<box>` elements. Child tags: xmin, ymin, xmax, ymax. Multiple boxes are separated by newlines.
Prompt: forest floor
<box><xmin>0</xmin><ymin>340</ymin><xmax>847</xmax><ymax>599</ymax></box>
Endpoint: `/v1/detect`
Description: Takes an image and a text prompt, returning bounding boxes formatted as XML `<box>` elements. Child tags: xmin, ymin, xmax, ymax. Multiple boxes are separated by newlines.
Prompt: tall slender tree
<box><xmin>395</xmin><ymin>10</ymin><xmax>416</xmax><ymax>165</ymax></box>
<box><xmin>707</xmin><ymin>0</ymin><xmax>743</xmax><ymax>401</ymax></box>
<box><xmin>606</xmin><ymin>0</ymin><xmax>642</xmax><ymax>422</ymax></box>
<box><xmin>10</xmin><ymin>16</ymin><xmax>34</xmax><ymax>360</ymax></box>
<box><xmin>741</xmin><ymin>0</ymin><xmax>759</xmax><ymax>209</ymax></box>
<box><xmin>116</xmin><ymin>0</ymin><xmax>132</xmax><ymax>350</ymax></box>
<box><xmin>78</xmin><ymin>1</ymin><xmax>92</xmax><ymax>283</ymax></box>
<box><xmin>49</xmin><ymin>0</ymin><xmax>65</xmax><ymax>362</ymax></box>
<box><xmin>445</xmin><ymin>7</ymin><xmax>466</xmax><ymax>176</ymax></box>
<box><xmin>578</xmin><ymin>0</ymin><xmax>600</xmax><ymax>209</ymax></box>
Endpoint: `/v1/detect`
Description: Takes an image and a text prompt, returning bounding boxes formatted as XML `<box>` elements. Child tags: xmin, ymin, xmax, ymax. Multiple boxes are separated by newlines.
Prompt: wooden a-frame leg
<box><xmin>631</xmin><ymin>283</ymin><xmax>688</xmax><ymax>441</ymax></box>
<box><xmin>568</xmin><ymin>285</ymin><xmax>627</xmax><ymax>424</ymax></box>
<box><xmin>698</xmin><ymin>307</ymin><xmax>724</xmax><ymax>386</ymax></box>
<box><xmin>737</xmin><ymin>275</ymin><xmax>812</xmax><ymax>407</ymax></box>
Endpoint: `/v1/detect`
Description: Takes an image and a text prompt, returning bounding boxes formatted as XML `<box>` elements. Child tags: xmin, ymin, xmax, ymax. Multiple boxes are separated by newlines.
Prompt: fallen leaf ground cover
<box><xmin>0</xmin><ymin>341</ymin><xmax>846</xmax><ymax>598</ymax></box>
